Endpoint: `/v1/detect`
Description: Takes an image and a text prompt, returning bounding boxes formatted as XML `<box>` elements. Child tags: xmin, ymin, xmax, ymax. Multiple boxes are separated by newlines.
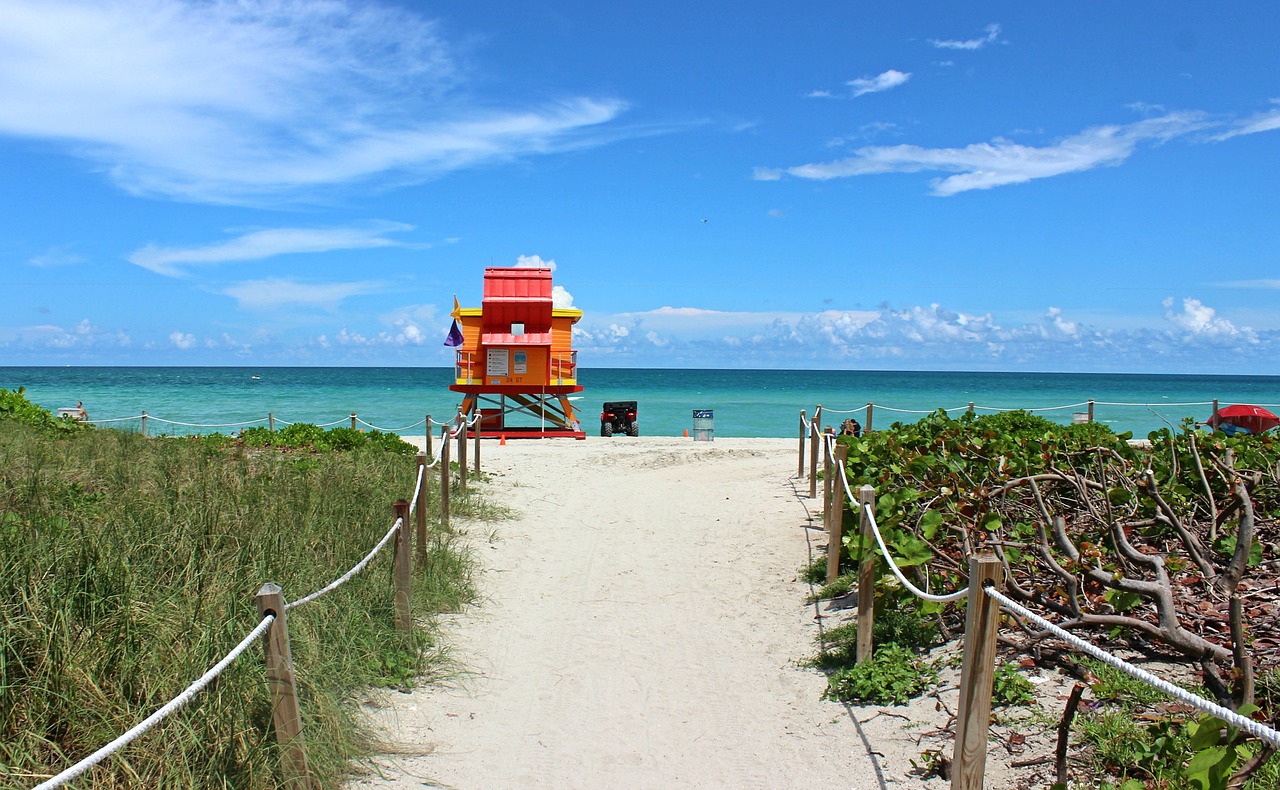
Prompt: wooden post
<box><xmin>439</xmin><ymin>428</ymin><xmax>450</xmax><ymax>530</ymax></box>
<box><xmin>269</xmin><ymin>412</ymin><xmax>275</xmax><ymax>433</ymax></box>
<box><xmin>1087</xmin><ymin>399</ymin><xmax>1094</xmax><ymax>423</ymax></box>
<box><xmin>140</xmin><ymin>410</ymin><xmax>148</xmax><ymax>437</ymax></box>
<box><xmin>822</xmin><ymin>429</ymin><xmax>833</xmax><ymax>557</ymax></box>
<box><xmin>1212</xmin><ymin>398</ymin><xmax>1220</xmax><ymax>426</ymax></box>
<box><xmin>797</xmin><ymin>409</ymin><xmax>807</xmax><ymax>478</ymax></box>
<box><xmin>392</xmin><ymin>500</ymin><xmax>412</xmax><ymax>634</ymax></box>
<box><xmin>255</xmin><ymin>583</ymin><xmax>312</xmax><ymax>789</ymax></box>
<box><xmin>951</xmin><ymin>552</ymin><xmax>1004</xmax><ymax>790</ymax></box>
<box><xmin>808</xmin><ymin>405</ymin><xmax>822</xmax><ymax>498</ymax></box>
<box><xmin>425</xmin><ymin>415</ymin><xmax>433</xmax><ymax>457</ymax></box>
<box><xmin>865</xmin><ymin>402</ymin><xmax>874</xmax><ymax>433</ymax></box>
<box><xmin>827</xmin><ymin>443</ymin><xmax>848</xmax><ymax>585</ymax></box>
<box><xmin>350</xmin><ymin>412</ymin><xmax>357</xmax><ymax>430</ymax></box>
<box><xmin>473</xmin><ymin>412</ymin><xmax>481</xmax><ymax>475</ymax></box>
<box><xmin>457</xmin><ymin>414</ymin><xmax>468</xmax><ymax>493</ymax></box>
<box><xmin>415</xmin><ymin>451</ymin><xmax>428</xmax><ymax>569</ymax></box>
<box><xmin>968</xmin><ymin>401</ymin><xmax>975</xmax><ymax>415</ymax></box>
<box><xmin>856</xmin><ymin>485</ymin><xmax>877</xmax><ymax>663</ymax></box>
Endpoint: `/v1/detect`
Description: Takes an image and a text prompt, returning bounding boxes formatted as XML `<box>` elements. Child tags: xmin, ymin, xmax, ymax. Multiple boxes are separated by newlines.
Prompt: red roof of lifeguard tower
<box><xmin>481</xmin><ymin>267</ymin><xmax>553</xmax><ymax>346</ymax></box>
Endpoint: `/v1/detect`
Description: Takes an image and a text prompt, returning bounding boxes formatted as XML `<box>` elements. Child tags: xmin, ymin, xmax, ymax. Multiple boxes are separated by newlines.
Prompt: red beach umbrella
<box><xmin>1209</xmin><ymin>404</ymin><xmax>1280</xmax><ymax>435</ymax></box>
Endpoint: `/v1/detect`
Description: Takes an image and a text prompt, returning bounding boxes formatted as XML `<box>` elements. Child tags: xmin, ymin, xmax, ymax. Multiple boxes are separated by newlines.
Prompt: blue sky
<box><xmin>2</xmin><ymin>1</ymin><xmax>1277</xmax><ymax>373</ymax></box>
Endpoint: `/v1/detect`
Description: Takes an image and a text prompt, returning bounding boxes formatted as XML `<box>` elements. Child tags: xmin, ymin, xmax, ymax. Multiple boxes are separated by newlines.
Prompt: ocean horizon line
<box><xmin>6</xmin><ymin>364</ymin><xmax>1280</xmax><ymax>381</ymax></box>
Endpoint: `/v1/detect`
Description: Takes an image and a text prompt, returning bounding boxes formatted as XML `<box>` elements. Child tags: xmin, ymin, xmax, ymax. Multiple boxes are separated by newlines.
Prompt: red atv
<box><xmin>600</xmin><ymin>401</ymin><xmax>639</xmax><ymax>437</ymax></box>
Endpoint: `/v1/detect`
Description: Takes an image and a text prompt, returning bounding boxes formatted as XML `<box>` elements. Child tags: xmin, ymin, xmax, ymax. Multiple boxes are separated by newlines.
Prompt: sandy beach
<box><xmin>349</xmin><ymin>436</ymin><xmax>1000</xmax><ymax>789</ymax></box>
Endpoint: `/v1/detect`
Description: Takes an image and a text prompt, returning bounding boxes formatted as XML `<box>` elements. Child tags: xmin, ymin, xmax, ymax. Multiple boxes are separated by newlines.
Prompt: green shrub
<box><xmin>0</xmin><ymin>386</ymin><xmax>83</xmax><ymax>434</ymax></box>
<box><xmin>324</xmin><ymin>427</ymin><xmax>366</xmax><ymax>451</ymax></box>
<box><xmin>992</xmin><ymin>662</ymin><xmax>1034</xmax><ymax>707</ymax></box>
<box><xmin>240</xmin><ymin>425</ymin><xmax>274</xmax><ymax>447</ymax></box>
<box><xmin>823</xmin><ymin>644</ymin><xmax>937</xmax><ymax>705</ymax></box>
<box><xmin>279</xmin><ymin>421</ymin><xmax>328</xmax><ymax>449</ymax></box>
<box><xmin>362</xmin><ymin>429</ymin><xmax>416</xmax><ymax>456</ymax></box>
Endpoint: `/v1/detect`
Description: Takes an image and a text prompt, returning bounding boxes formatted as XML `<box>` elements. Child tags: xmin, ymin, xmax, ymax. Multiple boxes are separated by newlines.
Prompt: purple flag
<box><xmin>443</xmin><ymin>319</ymin><xmax>464</xmax><ymax>347</ymax></box>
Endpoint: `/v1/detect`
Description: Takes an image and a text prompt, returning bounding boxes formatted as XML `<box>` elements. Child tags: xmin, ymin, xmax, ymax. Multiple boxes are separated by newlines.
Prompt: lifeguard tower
<box><xmin>449</xmin><ymin>266</ymin><xmax>584</xmax><ymax>439</ymax></box>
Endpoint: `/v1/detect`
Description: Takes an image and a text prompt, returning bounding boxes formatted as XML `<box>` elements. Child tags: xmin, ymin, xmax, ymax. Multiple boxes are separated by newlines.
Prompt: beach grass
<box><xmin>0</xmin><ymin>416</ymin><xmax>478</xmax><ymax>788</ymax></box>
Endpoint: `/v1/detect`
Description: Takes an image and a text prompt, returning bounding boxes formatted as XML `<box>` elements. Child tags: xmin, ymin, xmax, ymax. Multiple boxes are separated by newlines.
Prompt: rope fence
<box><xmin>28</xmin><ymin>430</ymin><xmax>478</xmax><ymax>789</ymax></box>
<box><xmin>805</xmin><ymin>412</ymin><xmax>1280</xmax><ymax>788</ymax></box>
<box><xmin>33</xmin><ymin>615</ymin><xmax>276</xmax><ymax>790</ymax></box>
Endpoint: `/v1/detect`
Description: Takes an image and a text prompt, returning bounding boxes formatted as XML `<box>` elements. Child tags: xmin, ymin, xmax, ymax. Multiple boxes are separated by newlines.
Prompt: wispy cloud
<box><xmin>1215</xmin><ymin>279</ymin><xmax>1280</xmax><ymax>290</ymax></box>
<box><xmin>1212</xmin><ymin>101</ymin><xmax>1280</xmax><ymax>141</ymax></box>
<box><xmin>0</xmin><ymin>0</ymin><xmax>626</xmax><ymax>204</ymax></box>
<box><xmin>222</xmin><ymin>278</ymin><xmax>386</xmax><ymax>311</ymax></box>
<box><xmin>930</xmin><ymin>24</ymin><xmax>1003</xmax><ymax>51</ymax></box>
<box><xmin>755</xmin><ymin>111</ymin><xmax>1229</xmax><ymax>194</ymax></box>
<box><xmin>848</xmin><ymin>70</ymin><xmax>911</xmax><ymax>97</ymax></box>
<box><xmin>26</xmin><ymin>245</ymin><xmax>86</xmax><ymax>267</ymax></box>
<box><xmin>129</xmin><ymin>222</ymin><xmax>412</xmax><ymax>276</ymax></box>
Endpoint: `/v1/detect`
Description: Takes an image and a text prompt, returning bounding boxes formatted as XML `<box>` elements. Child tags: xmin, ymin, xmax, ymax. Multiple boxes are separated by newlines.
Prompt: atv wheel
<box><xmin>601</xmin><ymin>422</ymin><xmax>613</xmax><ymax>437</ymax></box>
<box><xmin>627</xmin><ymin>422</ymin><xmax>639</xmax><ymax>437</ymax></box>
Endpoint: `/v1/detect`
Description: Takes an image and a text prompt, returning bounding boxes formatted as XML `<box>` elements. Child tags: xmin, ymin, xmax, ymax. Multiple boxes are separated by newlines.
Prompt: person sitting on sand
<box><xmin>839</xmin><ymin>418</ymin><xmax>861</xmax><ymax>437</ymax></box>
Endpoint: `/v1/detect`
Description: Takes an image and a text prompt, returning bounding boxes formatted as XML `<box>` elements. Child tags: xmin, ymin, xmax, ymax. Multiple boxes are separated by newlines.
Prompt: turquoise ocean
<box><xmin>4</xmin><ymin>367</ymin><xmax>1279</xmax><ymax>439</ymax></box>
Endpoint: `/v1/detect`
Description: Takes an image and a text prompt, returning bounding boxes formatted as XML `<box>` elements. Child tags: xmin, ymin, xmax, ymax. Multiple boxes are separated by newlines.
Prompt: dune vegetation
<box><xmin>1</xmin><ymin>387</ymin><xmax>485</xmax><ymax>788</ymax></box>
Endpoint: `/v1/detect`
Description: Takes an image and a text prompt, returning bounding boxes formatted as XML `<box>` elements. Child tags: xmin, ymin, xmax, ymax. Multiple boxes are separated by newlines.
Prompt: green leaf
<box><xmin>1187</xmin><ymin>719</ymin><xmax>1223</xmax><ymax>751</ymax></box>
<box><xmin>1184</xmin><ymin>745</ymin><xmax>1226</xmax><ymax>776</ymax></box>
<box><xmin>919</xmin><ymin>510</ymin><xmax>943</xmax><ymax>540</ymax></box>
<box><xmin>1106</xmin><ymin>486</ymin><xmax>1132</xmax><ymax>505</ymax></box>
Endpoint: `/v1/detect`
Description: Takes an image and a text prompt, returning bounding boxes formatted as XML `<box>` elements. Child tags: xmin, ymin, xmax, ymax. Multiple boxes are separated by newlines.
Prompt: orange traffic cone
<box><xmin>500</xmin><ymin>434</ymin><xmax>507</xmax><ymax>446</ymax></box>
<box><xmin>683</xmin><ymin>429</ymin><xmax>689</xmax><ymax>437</ymax></box>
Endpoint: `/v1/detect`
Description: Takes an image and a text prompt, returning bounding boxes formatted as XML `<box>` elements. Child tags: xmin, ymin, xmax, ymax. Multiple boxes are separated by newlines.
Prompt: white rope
<box><xmin>83</xmin><ymin>415</ymin><xmax>143</xmax><ymax>424</ymax></box>
<box><xmin>33</xmin><ymin>614</ymin><xmax>276</xmax><ymax>790</ymax></box>
<box><xmin>872</xmin><ymin>404</ymin><xmax>945</xmax><ymax>414</ymax></box>
<box><xmin>1092</xmin><ymin>400</ymin><xmax>1217</xmax><ymax>407</ymax></box>
<box><xmin>822</xmin><ymin>434</ymin><xmax>968</xmax><ymax>603</ymax></box>
<box><xmin>858</xmin><ymin>500</ymin><xmax>969</xmax><ymax>603</ymax></box>
<box><xmin>146</xmin><ymin>417</ymin><xmax>269</xmax><ymax>429</ymax></box>
<box><xmin>407</xmin><ymin>465</ymin><xmax>425</xmax><ymax>516</ymax></box>
<box><xmin>821</xmin><ymin>405</ymin><xmax>867</xmax><ymax>415</ymax></box>
<box><xmin>969</xmin><ymin>401</ymin><xmax>1091</xmax><ymax>414</ymax></box>
<box><xmin>354</xmin><ymin>417</ymin><xmax>427</xmax><ymax>433</ymax></box>
<box><xmin>286</xmin><ymin>518</ymin><xmax>403</xmax><ymax>611</ymax></box>
<box><xmin>985</xmin><ymin>585</ymin><xmax>1280</xmax><ymax>749</ymax></box>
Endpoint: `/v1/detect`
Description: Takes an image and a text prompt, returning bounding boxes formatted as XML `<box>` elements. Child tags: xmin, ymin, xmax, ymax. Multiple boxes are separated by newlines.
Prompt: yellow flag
<box><xmin>451</xmin><ymin>295</ymin><xmax>461</xmax><ymax>319</ymax></box>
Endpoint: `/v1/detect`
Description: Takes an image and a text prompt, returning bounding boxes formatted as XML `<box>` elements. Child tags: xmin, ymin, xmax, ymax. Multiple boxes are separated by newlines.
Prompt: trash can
<box><xmin>692</xmin><ymin>409</ymin><xmax>714</xmax><ymax>442</ymax></box>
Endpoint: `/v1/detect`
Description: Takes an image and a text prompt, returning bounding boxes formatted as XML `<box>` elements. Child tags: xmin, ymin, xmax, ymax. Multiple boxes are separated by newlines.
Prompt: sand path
<box><xmin>351</xmin><ymin>436</ymin><xmax>891</xmax><ymax>789</ymax></box>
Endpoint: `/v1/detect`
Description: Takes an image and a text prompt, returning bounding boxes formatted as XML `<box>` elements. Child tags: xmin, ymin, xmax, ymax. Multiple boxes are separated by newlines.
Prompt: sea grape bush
<box><xmin>838</xmin><ymin>409</ymin><xmax>1279</xmax><ymax>785</ymax></box>
<box><xmin>0</xmin><ymin>387</ymin><xmax>84</xmax><ymax>434</ymax></box>
<box><xmin>234</xmin><ymin>424</ymin><xmax>416</xmax><ymax>454</ymax></box>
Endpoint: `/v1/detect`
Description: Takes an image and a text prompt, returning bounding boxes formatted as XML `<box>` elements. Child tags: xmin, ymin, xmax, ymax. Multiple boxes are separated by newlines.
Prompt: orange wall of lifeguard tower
<box><xmin>452</xmin><ymin>267</ymin><xmax>580</xmax><ymax>388</ymax></box>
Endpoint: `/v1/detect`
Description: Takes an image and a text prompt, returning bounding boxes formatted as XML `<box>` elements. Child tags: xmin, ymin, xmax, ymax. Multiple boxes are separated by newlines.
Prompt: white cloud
<box><xmin>169</xmin><ymin>330</ymin><xmax>196</xmax><ymax>349</ymax></box>
<box><xmin>1213</xmin><ymin>102</ymin><xmax>1280</xmax><ymax>141</ymax></box>
<box><xmin>1162</xmin><ymin>297</ymin><xmax>1256</xmax><ymax>343</ymax></box>
<box><xmin>552</xmin><ymin>285</ymin><xmax>575</xmax><ymax>309</ymax></box>
<box><xmin>930</xmin><ymin>24</ymin><xmax>1003</xmax><ymax>51</ymax></box>
<box><xmin>222</xmin><ymin>278</ymin><xmax>385</xmax><ymax>310</ymax></box>
<box><xmin>566</xmin><ymin>298</ymin><xmax>1277</xmax><ymax>371</ymax></box>
<box><xmin>758</xmin><ymin>111</ymin><xmax>1215</xmax><ymax>194</ymax></box>
<box><xmin>26</xmin><ymin>245</ymin><xmax>86</xmax><ymax>267</ymax></box>
<box><xmin>847</xmin><ymin>70</ymin><xmax>911</xmax><ymax>98</ymax></box>
<box><xmin>0</xmin><ymin>1</ymin><xmax>626</xmax><ymax>204</ymax></box>
<box><xmin>129</xmin><ymin>222</ymin><xmax>412</xmax><ymax>277</ymax></box>
<box><xmin>515</xmin><ymin>254</ymin><xmax>556</xmax><ymax>271</ymax></box>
